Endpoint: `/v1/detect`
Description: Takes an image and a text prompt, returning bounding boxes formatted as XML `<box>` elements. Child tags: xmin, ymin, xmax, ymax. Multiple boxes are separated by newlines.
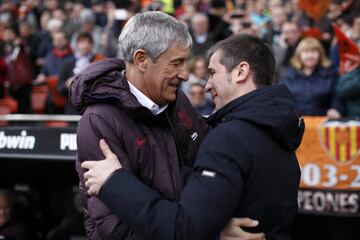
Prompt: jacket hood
<box><xmin>70</xmin><ymin>58</ymin><xmax>143</xmax><ymax>114</ymax></box>
<box><xmin>207</xmin><ymin>85</ymin><xmax>305</xmax><ymax>151</ymax></box>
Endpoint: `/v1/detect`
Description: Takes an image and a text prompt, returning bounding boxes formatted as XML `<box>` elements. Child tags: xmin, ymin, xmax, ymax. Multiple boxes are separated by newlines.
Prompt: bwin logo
<box><xmin>0</xmin><ymin>131</ymin><xmax>36</xmax><ymax>150</ymax></box>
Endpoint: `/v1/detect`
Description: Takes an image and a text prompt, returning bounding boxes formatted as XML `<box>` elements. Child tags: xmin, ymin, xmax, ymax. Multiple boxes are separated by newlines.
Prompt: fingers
<box><xmin>221</xmin><ymin>226</ymin><xmax>266</xmax><ymax>240</ymax></box>
<box><xmin>99</xmin><ymin>139</ymin><xmax>114</xmax><ymax>159</ymax></box>
<box><xmin>230</xmin><ymin>217</ymin><xmax>259</xmax><ymax>228</ymax></box>
<box><xmin>83</xmin><ymin>169</ymin><xmax>99</xmax><ymax>195</ymax></box>
<box><xmin>230</xmin><ymin>229</ymin><xmax>265</xmax><ymax>240</ymax></box>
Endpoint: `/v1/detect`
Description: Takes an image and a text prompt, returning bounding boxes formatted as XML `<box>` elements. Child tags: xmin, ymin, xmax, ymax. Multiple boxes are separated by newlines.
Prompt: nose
<box><xmin>178</xmin><ymin>63</ymin><xmax>189</xmax><ymax>82</ymax></box>
<box><xmin>205</xmin><ymin>80</ymin><xmax>212</xmax><ymax>92</ymax></box>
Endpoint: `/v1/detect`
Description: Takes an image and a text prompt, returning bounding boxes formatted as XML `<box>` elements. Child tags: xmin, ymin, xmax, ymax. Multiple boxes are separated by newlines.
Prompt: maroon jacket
<box><xmin>70</xmin><ymin>58</ymin><xmax>209</xmax><ymax>239</ymax></box>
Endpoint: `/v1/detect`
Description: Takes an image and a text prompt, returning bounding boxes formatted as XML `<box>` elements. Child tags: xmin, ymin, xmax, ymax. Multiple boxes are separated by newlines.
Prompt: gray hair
<box><xmin>118</xmin><ymin>11</ymin><xmax>192</xmax><ymax>62</ymax></box>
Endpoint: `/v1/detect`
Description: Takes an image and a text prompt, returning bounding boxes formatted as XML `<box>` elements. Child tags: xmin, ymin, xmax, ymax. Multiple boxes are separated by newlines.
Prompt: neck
<box><xmin>302</xmin><ymin>66</ymin><xmax>314</xmax><ymax>76</ymax></box>
<box><xmin>126</xmin><ymin>63</ymin><xmax>159</xmax><ymax>104</ymax></box>
<box><xmin>125</xmin><ymin>63</ymin><xmax>143</xmax><ymax>90</ymax></box>
<box><xmin>230</xmin><ymin>79</ymin><xmax>257</xmax><ymax>104</ymax></box>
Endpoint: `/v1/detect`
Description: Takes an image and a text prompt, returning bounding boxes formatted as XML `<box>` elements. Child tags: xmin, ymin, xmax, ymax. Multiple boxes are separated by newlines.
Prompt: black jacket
<box><xmin>98</xmin><ymin>85</ymin><xmax>305</xmax><ymax>240</ymax></box>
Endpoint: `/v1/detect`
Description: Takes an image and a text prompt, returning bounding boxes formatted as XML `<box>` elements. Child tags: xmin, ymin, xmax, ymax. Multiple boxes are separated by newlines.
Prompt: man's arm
<box><xmin>83</xmin><ymin>127</ymin><xmax>258</xmax><ymax>240</ymax></box>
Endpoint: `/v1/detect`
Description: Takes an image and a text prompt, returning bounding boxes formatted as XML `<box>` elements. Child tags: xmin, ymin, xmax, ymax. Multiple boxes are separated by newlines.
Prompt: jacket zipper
<box><xmin>165</xmin><ymin>111</ymin><xmax>183</xmax><ymax>200</ymax></box>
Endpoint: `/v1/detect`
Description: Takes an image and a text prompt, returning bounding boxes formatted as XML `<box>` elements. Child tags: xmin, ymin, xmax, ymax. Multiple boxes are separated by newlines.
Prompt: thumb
<box><xmin>231</xmin><ymin>218</ymin><xmax>259</xmax><ymax>228</ymax></box>
<box><xmin>81</xmin><ymin>160</ymin><xmax>95</xmax><ymax>170</ymax></box>
<box><xmin>99</xmin><ymin>139</ymin><xmax>114</xmax><ymax>158</ymax></box>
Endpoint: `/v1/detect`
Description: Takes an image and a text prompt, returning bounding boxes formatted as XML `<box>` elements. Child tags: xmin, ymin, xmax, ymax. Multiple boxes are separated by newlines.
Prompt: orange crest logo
<box><xmin>318</xmin><ymin>121</ymin><xmax>360</xmax><ymax>165</ymax></box>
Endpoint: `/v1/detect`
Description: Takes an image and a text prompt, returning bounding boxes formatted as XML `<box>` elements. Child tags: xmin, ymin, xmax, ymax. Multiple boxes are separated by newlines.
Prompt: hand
<box><xmin>35</xmin><ymin>58</ymin><xmax>44</xmax><ymax>66</ymax></box>
<box><xmin>326</xmin><ymin>108</ymin><xmax>341</xmax><ymax>120</ymax></box>
<box><xmin>220</xmin><ymin>218</ymin><xmax>266</xmax><ymax>240</ymax></box>
<box><xmin>65</xmin><ymin>77</ymin><xmax>74</xmax><ymax>89</ymax></box>
<box><xmin>33</xmin><ymin>74</ymin><xmax>47</xmax><ymax>85</ymax></box>
<box><xmin>278</xmin><ymin>34</ymin><xmax>288</xmax><ymax>48</ymax></box>
<box><xmin>82</xmin><ymin>139</ymin><xmax>122</xmax><ymax>196</ymax></box>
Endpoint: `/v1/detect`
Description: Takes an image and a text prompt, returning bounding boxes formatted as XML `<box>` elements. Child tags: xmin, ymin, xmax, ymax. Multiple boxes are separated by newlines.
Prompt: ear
<box><xmin>133</xmin><ymin>49</ymin><xmax>148</xmax><ymax>72</ymax></box>
<box><xmin>234</xmin><ymin>61</ymin><xmax>250</xmax><ymax>83</ymax></box>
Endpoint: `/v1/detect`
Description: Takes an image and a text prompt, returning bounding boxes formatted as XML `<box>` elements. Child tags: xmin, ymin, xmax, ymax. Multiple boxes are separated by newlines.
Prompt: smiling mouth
<box><xmin>211</xmin><ymin>92</ymin><xmax>218</xmax><ymax>100</ymax></box>
<box><xmin>169</xmin><ymin>83</ymin><xmax>178</xmax><ymax>89</ymax></box>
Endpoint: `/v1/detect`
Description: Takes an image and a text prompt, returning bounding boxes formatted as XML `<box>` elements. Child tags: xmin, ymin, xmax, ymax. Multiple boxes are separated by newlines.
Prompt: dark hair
<box><xmin>53</xmin><ymin>29</ymin><xmax>68</xmax><ymax>40</ymax></box>
<box><xmin>0</xmin><ymin>189</ymin><xmax>15</xmax><ymax>208</ymax></box>
<box><xmin>2</xmin><ymin>25</ymin><xmax>17</xmax><ymax>33</ymax></box>
<box><xmin>207</xmin><ymin>34</ymin><xmax>275</xmax><ymax>87</ymax></box>
<box><xmin>76</xmin><ymin>32</ymin><xmax>93</xmax><ymax>44</ymax></box>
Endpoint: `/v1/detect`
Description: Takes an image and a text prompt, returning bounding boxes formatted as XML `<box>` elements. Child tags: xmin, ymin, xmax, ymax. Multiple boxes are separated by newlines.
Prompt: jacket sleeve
<box><xmin>99</xmin><ymin>125</ymin><xmax>246</xmax><ymax>240</ymax></box>
<box><xmin>336</xmin><ymin>67</ymin><xmax>360</xmax><ymax>100</ymax></box>
<box><xmin>77</xmin><ymin>111</ymin><xmax>137</xmax><ymax>239</ymax></box>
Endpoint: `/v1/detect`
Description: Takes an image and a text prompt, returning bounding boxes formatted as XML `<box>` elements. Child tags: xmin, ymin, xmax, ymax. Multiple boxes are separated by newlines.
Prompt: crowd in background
<box><xmin>1</xmin><ymin>1</ymin><xmax>360</xmax><ymax>239</ymax></box>
<box><xmin>0</xmin><ymin>0</ymin><xmax>360</xmax><ymax>118</ymax></box>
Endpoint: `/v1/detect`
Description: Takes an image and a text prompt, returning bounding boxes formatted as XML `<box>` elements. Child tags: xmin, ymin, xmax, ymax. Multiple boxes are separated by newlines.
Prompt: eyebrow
<box><xmin>170</xmin><ymin>56</ymin><xmax>189</xmax><ymax>62</ymax></box>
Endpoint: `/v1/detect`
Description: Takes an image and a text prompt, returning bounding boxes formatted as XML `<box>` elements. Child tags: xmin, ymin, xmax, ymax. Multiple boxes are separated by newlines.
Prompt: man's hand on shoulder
<box><xmin>82</xmin><ymin>139</ymin><xmax>122</xmax><ymax>195</ymax></box>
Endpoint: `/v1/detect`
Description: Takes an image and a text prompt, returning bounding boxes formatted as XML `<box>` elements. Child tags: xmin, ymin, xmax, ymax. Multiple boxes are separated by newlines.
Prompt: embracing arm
<box><xmin>93</xmin><ymin>127</ymin><xmax>248</xmax><ymax>240</ymax></box>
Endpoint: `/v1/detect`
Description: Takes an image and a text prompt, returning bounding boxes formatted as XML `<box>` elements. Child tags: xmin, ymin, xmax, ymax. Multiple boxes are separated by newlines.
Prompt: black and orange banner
<box><xmin>297</xmin><ymin>117</ymin><xmax>360</xmax><ymax>216</ymax></box>
<box><xmin>333</xmin><ymin>25</ymin><xmax>360</xmax><ymax>75</ymax></box>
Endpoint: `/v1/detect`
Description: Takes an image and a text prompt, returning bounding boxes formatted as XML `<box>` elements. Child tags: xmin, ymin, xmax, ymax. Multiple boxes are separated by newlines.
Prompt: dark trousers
<box><xmin>10</xmin><ymin>84</ymin><xmax>33</xmax><ymax>114</ymax></box>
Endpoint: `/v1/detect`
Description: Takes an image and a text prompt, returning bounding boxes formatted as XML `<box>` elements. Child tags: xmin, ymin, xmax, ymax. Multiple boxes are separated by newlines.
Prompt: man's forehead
<box><xmin>209</xmin><ymin>51</ymin><xmax>222</xmax><ymax>65</ymax></box>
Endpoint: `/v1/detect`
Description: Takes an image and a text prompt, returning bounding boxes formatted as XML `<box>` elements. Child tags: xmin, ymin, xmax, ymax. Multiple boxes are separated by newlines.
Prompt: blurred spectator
<box><xmin>35</xmin><ymin>30</ymin><xmax>74</xmax><ymax>113</ymax></box>
<box><xmin>36</xmin><ymin>30</ymin><xmax>74</xmax><ymax>83</ymax></box>
<box><xmin>17</xmin><ymin>0</ymin><xmax>39</xmax><ymax>29</ymax></box>
<box><xmin>280</xmin><ymin>37</ymin><xmax>342</xmax><ymax>118</ymax></box>
<box><xmin>70</xmin><ymin>8</ymin><xmax>102</xmax><ymax>54</ymax></box>
<box><xmin>35</xmin><ymin>15</ymin><xmax>63</xmax><ymax>70</ymax></box>
<box><xmin>63</xmin><ymin>2</ymin><xmax>84</xmax><ymax>37</ymax></box>
<box><xmin>52</xmin><ymin>8</ymin><xmax>73</xmax><ymax>37</ymax></box>
<box><xmin>44</xmin><ymin>0</ymin><xmax>60</xmax><ymax>14</ymax></box>
<box><xmin>229</xmin><ymin>17</ymin><xmax>258</xmax><ymax>37</ymax></box>
<box><xmin>187</xmin><ymin>82</ymin><xmax>214</xmax><ymax>116</ymax></box>
<box><xmin>207</xmin><ymin>0</ymin><xmax>232</xmax><ymax>41</ymax></box>
<box><xmin>297</xmin><ymin>11</ymin><xmax>333</xmax><ymax>53</ymax></box>
<box><xmin>262</xmin><ymin>5</ymin><xmax>288</xmax><ymax>44</ymax></box>
<box><xmin>181</xmin><ymin>55</ymin><xmax>208</xmax><ymax>94</ymax></box>
<box><xmin>91</xmin><ymin>0</ymin><xmax>107</xmax><ymax>28</ymax></box>
<box><xmin>336</xmin><ymin>67</ymin><xmax>360</xmax><ymax>118</ymax></box>
<box><xmin>190</xmin><ymin>13</ymin><xmax>215</xmax><ymax>56</ymax></box>
<box><xmin>57</xmin><ymin>32</ymin><xmax>104</xmax><ymax>114</ymax></box>
<box><xmin>0</xmin><ymin>0</ymin><xmax>18</xmax><ymax>30</ymax></box>
<box><xmin>0</xmin><ymin>189</ymin><xmax>35</xmax><ymax>240</ymax></box>
<box><xmin>0</xmin><ymin>53</ymin><xmax>6</xmax><ymax>98</ymax></box>
<box><xmin>98</xmin><ymin>2</ymin><xmax>121</xmax><ymax>58</ymax></box>
<box><xmin>250</xmin><ymin>0</ymin><xmax>271</xmax><ymax>34</ymax></box>
<box><xmin>0</xmin><ymin>25</ymin><xmax>33</xmax><ymax>113</ymax></box>
<box><xmin>272</xmin><ymin>21</ymin><xmax>302</xmax><ymax>81</ymax></box>
<box><xmin>19</xmin><ymin>21</ymin><xmax>39</xmax><ymax>77</ymax></box>
<box><xmin>177</xmin><ymin>0</ymin><xmax>198</xmax><ymax>28</ymax></box>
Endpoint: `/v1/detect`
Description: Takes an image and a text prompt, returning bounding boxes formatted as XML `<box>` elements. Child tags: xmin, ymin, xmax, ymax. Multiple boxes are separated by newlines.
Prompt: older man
<box><xmin>82</xmin><ymin>34</ymin><xmax>304</xmax><ymax>240</ymax></box>
<box><xmin>72</xmin><ymin>12</ymin><xmax>263</xmax><ymax>240</ymax></box>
